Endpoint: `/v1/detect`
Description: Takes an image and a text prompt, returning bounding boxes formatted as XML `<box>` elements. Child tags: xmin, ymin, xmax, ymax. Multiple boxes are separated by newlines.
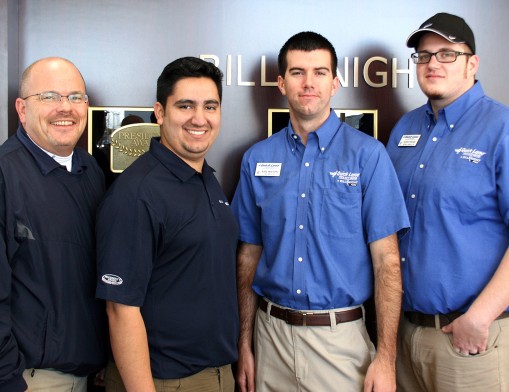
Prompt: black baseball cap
<box><xmin>406</xmin><ymin>13</ymin><xmax>475</xmax><ymax>54</ymax></box>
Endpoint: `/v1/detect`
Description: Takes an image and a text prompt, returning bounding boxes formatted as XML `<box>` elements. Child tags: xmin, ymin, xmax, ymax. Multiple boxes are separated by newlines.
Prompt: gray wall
<box><xmin>3</xmin><ymin>0</ymin><xmax>509</xmax><ymax>197</ymax></box>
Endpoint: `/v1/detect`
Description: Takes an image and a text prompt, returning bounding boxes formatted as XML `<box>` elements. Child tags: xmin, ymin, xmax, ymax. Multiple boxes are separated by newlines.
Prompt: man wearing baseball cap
<box><xmin>387</xmin><ymin>12</ymin><xmax>509</xmax><ymax>391</ymax></box>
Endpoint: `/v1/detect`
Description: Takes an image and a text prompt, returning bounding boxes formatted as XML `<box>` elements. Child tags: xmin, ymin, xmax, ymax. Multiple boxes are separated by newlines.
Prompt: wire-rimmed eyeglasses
<box><xmin>21</xmin><ymin>91</ymin><xmax>89</xmax><ymax>104</ymax></box>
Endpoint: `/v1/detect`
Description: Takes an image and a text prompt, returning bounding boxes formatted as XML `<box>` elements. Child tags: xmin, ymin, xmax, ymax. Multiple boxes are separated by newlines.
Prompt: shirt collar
<box><xmin>149</xmin><ymin>137</ymin><xmax>214</xmax><ymax>182</ymax></box>
<box><xmin>426</xmin><ymin>81</ymin><xmax>485</xmax><ymax>132</ymax></box>
<box><xmin>285</xmin><ymin>109</ymin><xmax>342</xmax><ymax>151</ymax></box>
<box><xmin>16</xmin><ymin>125</ymin><xmax>85</xmax><ymax>175</ymax></box>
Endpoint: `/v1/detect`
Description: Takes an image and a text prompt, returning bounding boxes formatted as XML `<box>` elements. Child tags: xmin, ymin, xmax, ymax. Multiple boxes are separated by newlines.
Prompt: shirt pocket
<box><xmin>319</xmin><ymin>189</ymin><xmax>362</xmax><ymax>239</ymax></box>
<box><xmin>433</xmin><ymin>155</ymin><xmax>485</xmax><ymax>214</ymax></box>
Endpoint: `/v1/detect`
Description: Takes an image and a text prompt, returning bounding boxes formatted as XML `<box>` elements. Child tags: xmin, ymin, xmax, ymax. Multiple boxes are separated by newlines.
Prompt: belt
<box><xmin>259</xmin><ymin>298</ymin><xmax>362</xmax><ymax>326</ymax></box>
<box><xmin>405</xmin><ymin>311</ymin><xmax>509</xmax><ymax>328</ymax></box>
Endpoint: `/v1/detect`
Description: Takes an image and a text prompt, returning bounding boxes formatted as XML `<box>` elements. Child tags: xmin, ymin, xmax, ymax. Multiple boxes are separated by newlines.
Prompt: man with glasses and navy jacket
<box><xmin>0</xmin><ymin>57</ymin><xmax>107</xmax><ymax>392</ymax></box>
<box><xmin>387</xmin><ymin>13</ymin><xmax>509</xmax><ymax>391</ymax></box>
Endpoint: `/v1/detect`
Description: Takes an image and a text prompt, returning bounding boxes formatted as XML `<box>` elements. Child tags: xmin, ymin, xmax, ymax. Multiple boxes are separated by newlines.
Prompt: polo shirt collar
<box><xmin>425</xmin><ymin>81</ymin><xmax>485</xmax><ymax>132</ymax></box>
<box><xmin>149</xmin><ymin>137</ymin><xmax>214</xmax><ymax>182</ymax></box>
<box><xmin>16</xmin><ymin>125</ymin><xmax>85</xmax><ymax>175</ymax></box>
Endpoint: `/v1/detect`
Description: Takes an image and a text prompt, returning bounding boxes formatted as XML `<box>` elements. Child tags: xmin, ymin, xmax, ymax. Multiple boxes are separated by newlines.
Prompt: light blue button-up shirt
<box><xmin>233</xmin><ymin>111</ymin><xmax>409</xmax><ymax>310</ymax></box>
<box><xmin>387</xmin><ymin>82</ymin><xmax>509</xmax><ymax>314</ymax></box>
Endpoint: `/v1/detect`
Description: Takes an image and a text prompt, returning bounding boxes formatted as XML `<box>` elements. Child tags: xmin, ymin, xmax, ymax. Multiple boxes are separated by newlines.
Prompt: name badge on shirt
<box><xmin>398</xmin><ymin>135</ymin><xmax>421</xmax><ymax>147</ymax></box>
<box><xmin>255</xmin><ymin>163</ymin><xmax>282</xmax><ymax>176</ymax></box>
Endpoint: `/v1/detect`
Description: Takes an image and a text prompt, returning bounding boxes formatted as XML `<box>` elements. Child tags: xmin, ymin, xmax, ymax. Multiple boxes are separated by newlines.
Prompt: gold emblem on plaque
<box><xmin>110</xmin><ymin>123</ymin><xmax>160</xmax><ymax>173</ymax></box>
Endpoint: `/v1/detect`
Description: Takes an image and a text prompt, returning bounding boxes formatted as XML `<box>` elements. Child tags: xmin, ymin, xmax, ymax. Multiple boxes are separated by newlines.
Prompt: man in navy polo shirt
<box><xmin>387</xmin><ymin>13</ymin><xmax>509</xmax><ymax>391</ymax></box>
<box><xmin>96</xmin><ymin>57</ymin><xmax>239</xmax><ymax>392</ymax></box>
<box><xmin>232</xmin><ymin>32</ymin><xmax>409</xmax><ymax>392</ymax></box>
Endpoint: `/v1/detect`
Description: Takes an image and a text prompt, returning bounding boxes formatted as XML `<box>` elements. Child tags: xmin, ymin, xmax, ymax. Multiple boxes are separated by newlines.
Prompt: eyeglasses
<box><xmin>21</xmin><ymin>91</ymin><xmax>89</xmax><ymax>104</ymax></box>
<box><xmin>411</xmin><ymin>51</ymin><xmax>473</xmax><ymax>64</ymax></box>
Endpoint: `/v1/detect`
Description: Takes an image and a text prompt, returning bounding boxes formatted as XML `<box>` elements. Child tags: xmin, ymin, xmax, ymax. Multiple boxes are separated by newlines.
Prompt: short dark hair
<box><xmin>156</xmin><ymin>57</ymin><xmax>223</xmax><ymax>108</ymax></box>
<box><xmin>278</xmin><ymin>32</ymin><xmax>338</xmax><ymax>78</ymax></box>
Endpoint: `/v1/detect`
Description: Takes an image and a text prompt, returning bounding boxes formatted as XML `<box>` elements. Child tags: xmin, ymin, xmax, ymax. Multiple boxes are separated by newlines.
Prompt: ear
<box><xmin>153</xmin><ymin>102</ymin><xmax>165</xmax><ymax>125</ymax></box>
<box><xmin>277</xmin><ymin>75</ymin><xmax>286</xmax><ymax>96</ymax></box>
<box><xmin>15</xmin><ymin>98</ymin><xmax>27</xmax><ymax>126</ymax></box>
<box><xmin>331</xmin><ymin>76</ymin><xmax>340</xmax><ymax>97</ymax></box>
<box><xmin>467</xmin><ymin>54</ymin><xmax>479</xmax><ymax>77</ymax></box>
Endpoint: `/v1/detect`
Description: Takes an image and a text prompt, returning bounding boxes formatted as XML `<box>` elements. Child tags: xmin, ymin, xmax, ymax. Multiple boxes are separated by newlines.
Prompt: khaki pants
<box><xmin>23</xmin><ymin>368</ymin><xmax>87</xmax><ymax>392</ymax></box>
<box><xmin>254</xmin><ymin>302</ymin><xmax>375</xmax><ymax>392</ymax></box>
<box><xmin>397</xmin><ymin>315</ymin><xmax>509</xmax><ymax>392</ymax></box>
<box><xmin>105</xmin><ymin>361</ymin><xmax>234</xmax><ymax>392</ymax></box>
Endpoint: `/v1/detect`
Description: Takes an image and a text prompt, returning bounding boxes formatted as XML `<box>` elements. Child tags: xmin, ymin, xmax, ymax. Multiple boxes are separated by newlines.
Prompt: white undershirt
<box><xmin>27</xmin><ymin>134</ymin><xmax>73</xmax><ymax>172</ymax></box>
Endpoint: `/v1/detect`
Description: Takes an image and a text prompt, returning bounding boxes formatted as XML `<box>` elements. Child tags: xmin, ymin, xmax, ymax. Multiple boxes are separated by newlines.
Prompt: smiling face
<box><xmin>15</xmin><ymin>58</ymin><xmax>88</xmax><ymax>156</ymax></box>
<box><xmin>278</xmin><ymin>49</ymin><xmax>339</xmax><ymax>128</ymax></box>
<box><xmin>416</xmin><ymin>33</ymin><xmax>478</xmax><ymax>111</ymax></box>
<box><xmin>154</xmin><ymin>77</ymin><xmax>221</xmax><ymax>172</ymax></box>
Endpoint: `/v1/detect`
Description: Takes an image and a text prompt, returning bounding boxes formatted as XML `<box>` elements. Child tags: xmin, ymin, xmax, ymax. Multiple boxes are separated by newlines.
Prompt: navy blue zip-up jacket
<box><xmin>0</xmin><ymin>127</ymin><xmax>107</xmax><ymax>391</ymax></box>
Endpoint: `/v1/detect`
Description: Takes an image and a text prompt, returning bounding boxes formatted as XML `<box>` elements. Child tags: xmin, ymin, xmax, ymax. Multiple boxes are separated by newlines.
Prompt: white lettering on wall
<box><xmin>200</xmin><ymin>54</ymin><xmax>415</xmax><ymax>89</ymax></box>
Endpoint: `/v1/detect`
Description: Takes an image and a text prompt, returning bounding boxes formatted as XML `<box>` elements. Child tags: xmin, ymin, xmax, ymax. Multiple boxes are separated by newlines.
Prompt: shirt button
<box><xmin>450</xmin><ymin>124</ymin><xmax>454</xmax><ymax>129</ymax></box>
<box><xmin>298</xmin><ymin>257</ymin><xmax>303</xmax><ymax>262</ymax></box>
<box><xmin>304</xmin><ymin>162</ymin><xmax>310</xmax><ymax>167</ymax></box>
<box><xmin>321</xmin><ymin>147</ymin><xmax>325</xmax><ymax>152</ymax></box>
<box><xmin>293</xmin><ymin>135</ymin><xmax>298</xmax><ymax>139</ymax></box>
<box><xmin>410</xmin><ymin>194</ymin><xmax>416</xmax><ymax>199</ymax></box>
<box><xmin>419</xmin><ymin>164</ymin><xmax>425</xmax><ymax>169</ymax></box>
<box><xmin>401</xmin><ymin>257</ymin><xmax>406</xmax><ymax>262</ymax></box>
<box><xmin>432</xmin><ymin>137</ymin><xmax>438</xmax><ymax>142</ymax></box>
<box><xmin>301</xmin><ymin>193</ymin><xmax>306</xmax><ymax>198</ymax></box>
<box><xmin>298</xmin><ymin>224</ymin><xmax>304</xmax><ymax>230</ymax></box>
<box><xmin>296</xmin><ymin>289</ymin><xmax>301</xmax><ymax>294</ymax></box>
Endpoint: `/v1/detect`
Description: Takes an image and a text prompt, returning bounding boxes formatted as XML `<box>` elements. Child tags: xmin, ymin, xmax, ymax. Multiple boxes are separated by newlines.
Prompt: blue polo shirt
<box><xmin>232</xmin><ymin>111</ymin><xmax>409</xmax><ymax>310</ymax></box>
<box><xmin>96</xmin><ymin>138</ymin><xmax>239</xmax><ymax>379</ymax></box>
<box><xmin>387</xmin><ymin>82</ymin><xmax>509</xmax><ymax>314</ymax></box>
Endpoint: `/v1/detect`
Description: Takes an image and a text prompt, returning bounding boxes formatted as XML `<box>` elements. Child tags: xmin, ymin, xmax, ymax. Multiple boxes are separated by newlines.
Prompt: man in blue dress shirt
<box><xmin>387</xmin><ymin>13</ymin><xmax>509</xmax><ymax>391</ymax></box>
<box><xmin>232</xmin><ymin>32</ymin><xmax>409</xmax><ymax>392</ymax></box>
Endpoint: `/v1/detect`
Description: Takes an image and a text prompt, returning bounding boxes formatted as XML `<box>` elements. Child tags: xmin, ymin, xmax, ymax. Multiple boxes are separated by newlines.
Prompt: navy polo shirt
<box><xmin>96</xmin><ymin>138</ymin><xmax>239</xmax><ymax>379</ymax></box>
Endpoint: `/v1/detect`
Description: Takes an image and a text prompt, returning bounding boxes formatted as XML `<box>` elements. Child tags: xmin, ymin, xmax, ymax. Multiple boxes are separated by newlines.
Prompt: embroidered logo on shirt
<box><xmin>329</xmin><ymin>170</ymin><xmax>360</xmax><ymax>186</ymax></box>
<box><xmin>454</xmin><ymin>147</ymin><xmax>486</xmax><ymax>164</ymax></box>
<box><xmin>102</xmin><ymin>274</ymin><xmax>123</xmax><ymax>286</ymax></box>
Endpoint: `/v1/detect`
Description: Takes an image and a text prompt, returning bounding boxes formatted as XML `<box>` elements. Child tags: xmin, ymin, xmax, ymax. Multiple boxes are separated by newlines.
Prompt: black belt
<box><xmin>259</xmin><ymin>298</ymin><xmax>362</xmax><ymax>326</ymax></box>
<box><xmin>405</xmin><ymin>311</ymin><xmax>509</xmax><ymax>328</ymax></box>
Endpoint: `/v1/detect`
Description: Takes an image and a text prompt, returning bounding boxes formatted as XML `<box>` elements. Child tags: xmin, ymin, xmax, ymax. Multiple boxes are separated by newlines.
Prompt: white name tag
<box><xmin>398</xmin><ymin>134</ymin><xmax>421</xmax><ymax>147</ymax></box>
<box><xmin>255</xmin><ymin>162</ymin><xmax>282</xmax><ymax>176</ymax></box>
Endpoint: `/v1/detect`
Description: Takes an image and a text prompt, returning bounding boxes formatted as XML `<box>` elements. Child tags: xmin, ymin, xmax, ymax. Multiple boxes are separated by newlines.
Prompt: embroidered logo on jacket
<box><xmin>102</xmin><ymin>274</ymin><xmax>123</xmax><ymax>286</ymax></box>
<box><xmin>454</xmin><ymin>147</ymin><xmax>486</xmax><ymax>164</ymax></box>
<box><xmin>329</xmin><ymin>170</ymin><xmax>360</xmax><ymax>186</ymax></box>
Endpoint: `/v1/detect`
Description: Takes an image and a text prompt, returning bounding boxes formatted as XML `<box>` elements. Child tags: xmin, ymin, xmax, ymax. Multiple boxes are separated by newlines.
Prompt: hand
<box><xmin>363</xmin><ymin>356</ymin><xmax>396</xmax><ymax>392</ymax></box>
<box><xmin>236</xmin><ymin>346</ymin><xmax>256</xmax><ymax>392</ymax></box>
<box><xmin>441</xmin><ymin>314</ymin><xmax>490</xmax><ymax>355</ymax></box>
<box><xmin>93</xmin><ymin>368</ymin><xmax>106</xmax><ymax>387</ymax></box>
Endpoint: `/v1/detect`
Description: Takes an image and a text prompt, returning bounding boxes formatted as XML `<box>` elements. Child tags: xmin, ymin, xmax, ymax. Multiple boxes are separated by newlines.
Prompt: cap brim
<box><xmin>406</xmin><ymin>28</ymin><xmax>466</xmax><ymax>48</ymax></box>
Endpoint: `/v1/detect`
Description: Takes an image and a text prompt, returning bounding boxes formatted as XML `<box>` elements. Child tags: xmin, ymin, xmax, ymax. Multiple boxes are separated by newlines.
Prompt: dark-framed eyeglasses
<box><xmin>21</xmin><ymin>91</ymin><xmax>89</xmax><ymax>104</ymax></box>
<box><xmin>411</xmin><ymin>51</ymin><xmax>473</xmax><ymax>64</ymax></box>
